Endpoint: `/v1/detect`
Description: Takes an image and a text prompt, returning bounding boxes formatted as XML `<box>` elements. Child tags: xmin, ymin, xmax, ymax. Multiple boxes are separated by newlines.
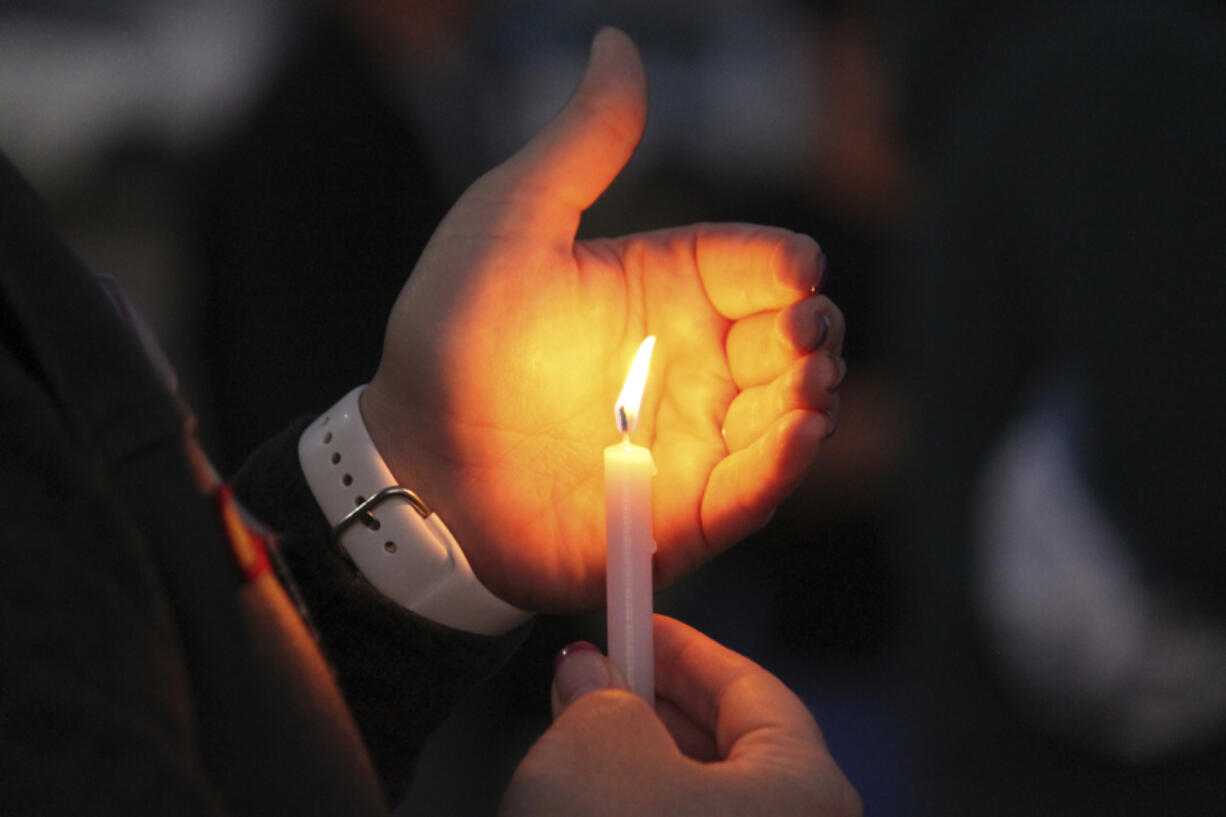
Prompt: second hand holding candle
<box><xmin>605</xmin><ymin>337</ymin><xmax>658</xmax><ymax>703</ymax></box>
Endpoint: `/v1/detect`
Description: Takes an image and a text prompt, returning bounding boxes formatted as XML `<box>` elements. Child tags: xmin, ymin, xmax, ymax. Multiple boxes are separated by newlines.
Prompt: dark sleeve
<box><xmin>0</xmin><ymin>348</ymin><xmax>227</xmax><ymax>816</ymax></box>
<box><xmin>231</xmin><ymin>418</ymin><xmax>530</xmax><ymax>803</ymax></box>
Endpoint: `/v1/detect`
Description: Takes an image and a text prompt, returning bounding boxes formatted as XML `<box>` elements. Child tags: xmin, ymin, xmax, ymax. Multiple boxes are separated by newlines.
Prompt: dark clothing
<box><xmin>894</xmin><ymin>2</ymin><xmax>1226</xmax><ymax>814</ymax></box>
<box><xmin>0</xmin><ymin>152</ymin><xmax>521</xmax><ymax>815</ymax></box>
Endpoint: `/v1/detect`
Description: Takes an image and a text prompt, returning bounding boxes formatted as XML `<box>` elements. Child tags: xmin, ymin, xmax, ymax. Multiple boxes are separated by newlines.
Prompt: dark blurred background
<box><xmin>4</xmin><ymin>0</ymin><xmax>1223</xmax><ymax>815</ymax></box>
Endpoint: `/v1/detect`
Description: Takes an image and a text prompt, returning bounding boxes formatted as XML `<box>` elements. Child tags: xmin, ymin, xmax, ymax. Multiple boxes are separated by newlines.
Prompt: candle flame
<box><xmin>614</xmin><ymin>336</ymin><xmax>655</xmax><ymax>435</ymax></box>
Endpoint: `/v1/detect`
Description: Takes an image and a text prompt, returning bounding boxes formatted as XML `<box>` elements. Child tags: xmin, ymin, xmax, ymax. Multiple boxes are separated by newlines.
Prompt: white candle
<box><xmin>605</xmin><ymin>336</ymin><xmax>658</xmax><ymax>703</ymax></box>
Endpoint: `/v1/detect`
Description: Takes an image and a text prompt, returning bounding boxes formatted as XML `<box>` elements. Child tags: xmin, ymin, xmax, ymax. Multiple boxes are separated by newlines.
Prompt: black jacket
<box><xmin>0</xmin><ymin>152</ymin><xmax>522</xmax><ymax>815</ymax></box>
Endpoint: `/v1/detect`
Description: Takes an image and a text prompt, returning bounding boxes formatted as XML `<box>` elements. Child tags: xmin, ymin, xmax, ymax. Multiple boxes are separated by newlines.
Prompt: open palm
<box><xmin>363</xmin><ymin>30</ymin><xmax>843</xmax><ymax>612</ymax></box>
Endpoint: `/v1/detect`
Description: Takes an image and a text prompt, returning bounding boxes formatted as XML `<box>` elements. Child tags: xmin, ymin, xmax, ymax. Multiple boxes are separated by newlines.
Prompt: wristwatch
<box><xmin>298</xmin><ymin>386</ymin><xmax>531</xmax><ymax>635</ymax></box>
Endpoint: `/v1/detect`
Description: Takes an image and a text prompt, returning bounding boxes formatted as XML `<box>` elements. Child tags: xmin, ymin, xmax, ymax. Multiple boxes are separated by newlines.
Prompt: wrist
<box><xmin>298</xmin><ymin>386</ymin><xmax>531</xmax><ymax>635</ymax></box>
<box><xmin>358</xmin><ymin>379</ymin><xmax>431</xmax><ymax>499</ymax></box>
<box><xmin>363</xmin><ymin>374</ymin><xmax>521</xmax><ymax>608</ymax></box>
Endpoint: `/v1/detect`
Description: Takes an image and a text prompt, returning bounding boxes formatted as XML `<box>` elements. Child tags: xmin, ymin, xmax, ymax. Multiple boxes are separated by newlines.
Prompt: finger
<box><xmin>653</xmin><ymin>616</ymin><xmax>823</xmax><ymax>759</ymax></box>
<box><xmin>550</xmin><ymin>641</ymin><xmax>629</xmax><ymax>720</ymax></box>
<box><xmin>501</xmin><ymin>689</ymin><xmax>682</xmax><ymax>817</ymax></box>
<box><xmin>694</xmin><ymin>226</ymin><xmax>824</xmax><ymax>320</ymax></box>
<box><xmin>481</xmin><ymin>27</ymin><xmax>647</xmax><ymax>221</ymax></box>
<box><xmin>726</xmin><ymin>295</ymin><xmax>839</xmax><ymax>388</ymax></box>
<box><xmin>723</xmin><ymin>353</ymin><xmax>843</xmax><ymax>452</ymax></box>
<box><xmin>701</xmin><ymin>410</ymin><xmax>829</xmax><ymax>547</ymax></box>
<box><xmin>724</xmin><ymin>312</ymin><xmax>798</xmax><ymax>390</ymax></box>
<box><xmin>820</xmin><ymin>295</ymin><xmax>846</xmax><ymax>356</ymax></box>
<box><xmin>654</xmin><ymin>698</ymin><xmax>720</xmax><ymax>762</ymax></box>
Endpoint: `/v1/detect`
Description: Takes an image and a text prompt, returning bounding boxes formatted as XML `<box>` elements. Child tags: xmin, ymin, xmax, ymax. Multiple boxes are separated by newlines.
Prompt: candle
<box><xmin>605</xmin><ymin>336</ymin><xmax>658</xmax><ymax>703</ymax></box>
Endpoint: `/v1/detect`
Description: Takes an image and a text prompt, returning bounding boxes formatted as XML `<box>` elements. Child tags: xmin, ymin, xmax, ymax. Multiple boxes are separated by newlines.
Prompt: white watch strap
<box><xmin>298</xmin><ymin>386</ymin><xmax>530</xmax><ymax>635</ymax></box>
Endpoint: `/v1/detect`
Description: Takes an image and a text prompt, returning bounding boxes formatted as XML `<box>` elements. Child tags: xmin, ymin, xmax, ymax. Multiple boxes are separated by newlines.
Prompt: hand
<box><xmin>499</xmin><ymin>616</ymin><xmax>861</xmax><ymax>817</ymax></box>
<box><xmin>363</xmin><ymin>28</ymin><xmax>845</xmax><ymax>611</ymax></box>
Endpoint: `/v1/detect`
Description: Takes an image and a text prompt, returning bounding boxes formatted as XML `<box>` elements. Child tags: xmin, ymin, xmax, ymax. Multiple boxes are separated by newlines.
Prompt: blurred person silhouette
<box><xmin>197</xmin><ymin>0</ymin><xmax>480</xmax><ymax>472</ymax></box>
<box><xmin>833</xmin><ymin>0</ymin><xmax>1226</xmax><ymax>813</ymax></box>
<box><xmin>1</xmin><ymin>28</ymin><xmax>860</xmax><ymax>817</ymax></box>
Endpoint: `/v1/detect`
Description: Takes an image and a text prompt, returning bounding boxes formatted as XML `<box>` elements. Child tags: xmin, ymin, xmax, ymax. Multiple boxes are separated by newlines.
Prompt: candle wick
<box><xmin>621</xmin><ymin>431</ymin><xmax>630</xmax><ymax>445</ymax></box>
<box><xmin>616</xmin><ymin>404</ymin><xmax>629</xmax><ymax>436</ymax></box>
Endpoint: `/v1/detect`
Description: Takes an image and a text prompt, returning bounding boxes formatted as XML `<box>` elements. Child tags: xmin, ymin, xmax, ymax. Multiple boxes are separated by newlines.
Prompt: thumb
<box><xmin>484</xmin><ymin>27</ymin><xmax>648</xmax><ymax>219</ymax></box>
<box><xmin>550</xmin><ymin>642</ymin><xmax>629</xmax><ymax>719</ymax></box>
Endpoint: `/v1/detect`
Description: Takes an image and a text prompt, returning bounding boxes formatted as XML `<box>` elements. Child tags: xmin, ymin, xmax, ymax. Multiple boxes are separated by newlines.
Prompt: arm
<box><xmin>237</xmin><ymin>25</ymin><xmax>844</xmax><ymax>802</ymax></box>
<box><xmin>231</xmin><ymin>419</ymin><xmax>528</xmax><ymax>802</ymax></box>
<box><xmin>0</xmin><ymin>348</ymin><xmax>226</xmax><ymax>816</ymax></box>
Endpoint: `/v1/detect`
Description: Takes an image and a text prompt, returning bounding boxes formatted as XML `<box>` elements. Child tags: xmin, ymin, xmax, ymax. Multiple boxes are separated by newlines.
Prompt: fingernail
<box><xmin>554</xmin><ymin>642</ymin><xmax>612</xmax><ymax>705</ymax></box>
<box><xmin>830</xmin><ymin>356</ymin><xmax>847</xmax><ymax>391</ymax></box>
<box><xmin>824</xmin><ymin>409</ymin><xmax>839</xmax><ymax>440</ymax></box>
<box><xmin>809</xmin><ymin>312</ymin><xmax>830</xmax><ymax>351</ymax></box>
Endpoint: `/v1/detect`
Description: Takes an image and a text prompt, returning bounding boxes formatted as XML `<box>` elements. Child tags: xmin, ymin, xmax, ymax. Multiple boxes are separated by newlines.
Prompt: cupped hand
<box><xmin>499</xmin><ymin>616</ymin><xmax>862</xmax><ymax>817</ymax></box>
<box><xmin>363</xmin><ymin>29</ymin><xmax>844</xmax><ymax>611</ymax></box>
